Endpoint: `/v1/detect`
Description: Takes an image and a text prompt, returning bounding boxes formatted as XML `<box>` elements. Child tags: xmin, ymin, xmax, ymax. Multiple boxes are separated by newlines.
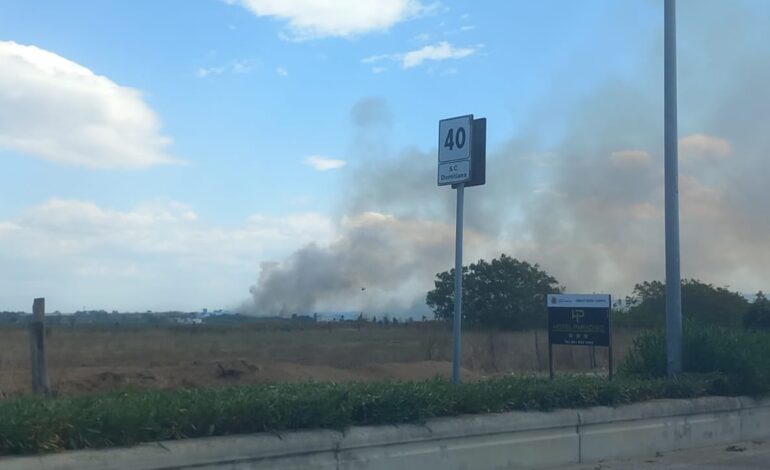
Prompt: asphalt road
<box><xmin>547</xmin><ymin>440</ymin><xmax>770</xmax><ymax>469</ymax></box>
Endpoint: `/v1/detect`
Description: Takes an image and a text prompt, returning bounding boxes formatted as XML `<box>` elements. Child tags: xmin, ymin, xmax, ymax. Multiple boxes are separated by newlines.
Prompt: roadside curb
<box><xmin>2</xmin><ymin>396</ymin><xmax>769</xmax><ymax>469</ymax></box>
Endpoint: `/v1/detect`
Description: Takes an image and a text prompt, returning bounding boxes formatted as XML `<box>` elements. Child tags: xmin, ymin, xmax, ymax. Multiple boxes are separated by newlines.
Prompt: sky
<box><xmin>1</xmin><ymin>0</ymin><xmax>769</xmax><ymax>315</ymax></box>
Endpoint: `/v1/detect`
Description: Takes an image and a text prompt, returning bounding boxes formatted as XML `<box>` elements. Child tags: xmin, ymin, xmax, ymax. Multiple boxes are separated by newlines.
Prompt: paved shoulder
<box><xmin>547</xmin><ymin>440</ymin><xmax>770</xmax><ymax>470</ymax></box>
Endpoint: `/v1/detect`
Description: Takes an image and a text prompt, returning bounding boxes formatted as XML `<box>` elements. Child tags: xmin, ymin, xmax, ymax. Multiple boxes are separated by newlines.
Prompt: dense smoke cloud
<box><xmin>249</xmin><ymin>1</ymin><xmax>770</xmax><ymax>316</ymax></box>
<box><xmin>247</xmin><ymin>212</ymin><xmax>488</xmax><ymax>316</ymax></box>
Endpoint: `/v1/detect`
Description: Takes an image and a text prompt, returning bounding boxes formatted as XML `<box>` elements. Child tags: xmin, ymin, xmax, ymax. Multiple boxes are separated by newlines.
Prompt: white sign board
<box><xmin>438</xmin><ymin>115</ymin><xmax>473</xmax><ymax>186</ymax></box>
<box><xmin>438</xmin><ymin>161</ymin><xmax>470</xmax><ymax>185</ymax></box>
<box><xmin>547</xmin><ymin>294</ymin><xmax>611</xmax><ymax>308</ymax></box>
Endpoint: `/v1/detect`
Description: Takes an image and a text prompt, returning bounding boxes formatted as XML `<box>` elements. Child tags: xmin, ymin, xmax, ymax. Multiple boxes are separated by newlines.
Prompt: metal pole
<box><xmin>452</xmin><ymin>183</ymin><xmax>465</xmax><ymax>384</ymax></box>
<box><xmin>548</xmin><ymin>342</ymin><xmax>554</xmax><ymax>380</ymax></box>
<box><xmin>546</xmin><ymin>303</ymin><xmax>554</xmax><ymax>379</ymax></box>
<box><xmin>608</xmin><ymin>295</ymin><xmax>614</xmax><ymax>381</ymax></box>
<box><xmin>664</xmin><ymin>0</ymin><xmax>683</xmax><ymax>376</ymax></box>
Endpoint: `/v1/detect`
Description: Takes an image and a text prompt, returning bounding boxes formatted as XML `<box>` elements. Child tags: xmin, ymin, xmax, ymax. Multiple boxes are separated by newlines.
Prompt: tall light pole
<box><xmin>664</xmin><ymin>0</ymin><xmax>683</xmax><ymax>376</ymax></box>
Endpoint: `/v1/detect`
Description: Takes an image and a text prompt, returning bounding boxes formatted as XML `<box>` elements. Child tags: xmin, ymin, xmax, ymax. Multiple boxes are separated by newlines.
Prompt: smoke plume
<box><xmin>249</xmin><ymin>1</ymin><xmax>770</xmax><ymax>316</ymax></box>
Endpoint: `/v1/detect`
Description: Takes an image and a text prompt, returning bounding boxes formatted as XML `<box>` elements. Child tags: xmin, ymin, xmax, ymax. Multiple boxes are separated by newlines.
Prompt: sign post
<box><xmin>29</xmin><ymin>297</ymin><xmax>50</xmax><ymax>395</ymax></box>
<box><xmin>452</xmin><ymin>182</ymin><xmax>464</xmax><ymax>384</ymax></box>
<box><xmin>438</xmin><ymin>115</ymin><xmax>485</xmax><ymax>384</ymax></box>
<box><xmin>546</xmin><ymin>294</ymin><xmax>613</xmax><ymax>380</ymax></box>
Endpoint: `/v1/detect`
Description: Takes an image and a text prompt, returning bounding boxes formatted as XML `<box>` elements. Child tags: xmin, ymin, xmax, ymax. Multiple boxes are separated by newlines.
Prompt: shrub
<box><xmin>744</xmin><ymin>291</ymin><xmax>770</xmax><ymax>329</ymax></box>
<box><xmin>620</xmin><ymin>322</ymin><xmax>770</xmax><ymax>394</ymax></box>
<box><xmin>622</xmin><ymin>279</ymin><xmax>749</xmax><ymax>328</ymax></box>
<box><xmin>0</xmin><ymin>374</ymin><xmax>724</xmax><ymax>456</ymax></box>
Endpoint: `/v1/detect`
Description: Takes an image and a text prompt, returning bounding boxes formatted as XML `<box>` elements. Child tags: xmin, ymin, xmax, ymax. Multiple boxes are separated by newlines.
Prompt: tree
<box><xmin>624</xmin><ymin>279</ymin><xmax>749</xmax><ymax>327</ymax></box>
<box><xmin>744</xmin><ymin>291</ymin><xmax>770</xmax><ymax>329</ymax></box>
<box><xmin>426</xmin><ymin>254</ymin><xmax>561</xmax><ymax>330</ymax></box>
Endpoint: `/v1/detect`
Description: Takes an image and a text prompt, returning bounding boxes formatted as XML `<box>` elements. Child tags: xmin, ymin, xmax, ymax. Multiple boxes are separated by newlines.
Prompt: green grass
<box><xmin>0</xmin><ymin>374</ymin><xmax>729</xmax><ymax>456</ymax></box>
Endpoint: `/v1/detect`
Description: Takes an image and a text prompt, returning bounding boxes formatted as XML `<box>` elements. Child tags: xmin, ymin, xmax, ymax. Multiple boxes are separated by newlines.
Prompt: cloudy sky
<box><xmin>1</xmin><ymin>0</ymin><xmax>768</xmax><ymax>314</ymax></box>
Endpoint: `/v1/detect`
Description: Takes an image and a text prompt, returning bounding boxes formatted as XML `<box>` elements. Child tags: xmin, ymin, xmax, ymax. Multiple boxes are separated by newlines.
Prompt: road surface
<box><xmin>547</xmin><ymin>440</ymin><xmax>770</xmax><ymax>469</ymax></box>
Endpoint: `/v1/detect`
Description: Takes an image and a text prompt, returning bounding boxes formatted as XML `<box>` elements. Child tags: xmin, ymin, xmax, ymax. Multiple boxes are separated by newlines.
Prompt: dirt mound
<box><xmin>54</xmin><ymin>367</ymin><xmax>163</xmax><ymax>394</ymax></box>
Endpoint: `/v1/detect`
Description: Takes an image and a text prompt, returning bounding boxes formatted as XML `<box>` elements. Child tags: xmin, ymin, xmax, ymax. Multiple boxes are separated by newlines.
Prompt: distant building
<box><xmin>315</xmin><ymin>311</ymin><xmax>359</xmax><ymax>322</ymax></box>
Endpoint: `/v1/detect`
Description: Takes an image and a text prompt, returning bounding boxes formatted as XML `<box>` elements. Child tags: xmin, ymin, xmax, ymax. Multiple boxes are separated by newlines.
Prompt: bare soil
<box><xmin>0</xmin><ymin>322</ymin><xmax>640</xmax><ymax>398</ymax></box>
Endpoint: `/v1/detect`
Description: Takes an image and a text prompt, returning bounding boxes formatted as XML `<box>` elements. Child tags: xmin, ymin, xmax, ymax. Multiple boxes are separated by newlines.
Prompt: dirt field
<box><xmin>0</xmin><ymin>322</ymin><xmax>641</xmax><ymax>398</ymax></box>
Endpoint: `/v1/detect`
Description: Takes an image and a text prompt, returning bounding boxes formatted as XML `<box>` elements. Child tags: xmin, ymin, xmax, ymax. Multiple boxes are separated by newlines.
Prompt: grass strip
<box><xmin>0</xmin><ymin>374</ymin><xmax>729</xmax><ymax>456</ymax></box>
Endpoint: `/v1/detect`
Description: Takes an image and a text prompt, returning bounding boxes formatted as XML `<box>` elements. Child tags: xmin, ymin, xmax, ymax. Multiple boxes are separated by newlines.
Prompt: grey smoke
<box><xmin>247</xmin><ymin>213</ymin><xmax>460</xmax><ymax>316</ymax></box>
<box><xmin>249</xmin><ymin>1</ymin><xmax>770</xmax><ymax>316</ymax></box>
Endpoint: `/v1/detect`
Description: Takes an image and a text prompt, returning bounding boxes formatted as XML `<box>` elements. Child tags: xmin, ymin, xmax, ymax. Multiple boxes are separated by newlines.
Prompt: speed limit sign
<box><xmin>438</xmin><ymin>115</ymin><xmax>472</xmax><ymax>185</ymax></box>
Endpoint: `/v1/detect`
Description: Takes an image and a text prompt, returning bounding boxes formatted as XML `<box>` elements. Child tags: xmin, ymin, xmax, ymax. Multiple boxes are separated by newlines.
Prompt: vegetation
<box><xmin>426</xmin><ymin>257</ymin><xmax>762</xmax><ymax>332</ymax></box>
<box><xmin>619</xmin><ymin>322</ymin><xmax>770</xmax><ymax>395</ymax></box>
<box><xmin>0</xmin><ymin>374</ymin><xmax>728</xmax><ymax>456</ymax></box>
<box><xmin>620</xmin><ymin>279</ymin><xmax>750</xmax><ymax>328</ymax></box>
<box><xmin>426</xmin><ymin>254</ymin><xmax>561</xmax><ymax>330</ymax></box>
<box><xmin>744</xmin><ymin>291</ymin><xmax>770</xmax><ymax>329</ymax></box>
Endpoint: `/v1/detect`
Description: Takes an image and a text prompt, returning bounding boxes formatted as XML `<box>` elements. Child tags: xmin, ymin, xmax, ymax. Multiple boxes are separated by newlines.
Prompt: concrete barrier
<box><xmin>3</xmin><ymin>396</ymin><xmax>769</xmax><ymax>470</ymax></box>
<box><xmin>578</xmin><ymin>396</ymin><xmax>743</xmax><ymax>461</ymax></box>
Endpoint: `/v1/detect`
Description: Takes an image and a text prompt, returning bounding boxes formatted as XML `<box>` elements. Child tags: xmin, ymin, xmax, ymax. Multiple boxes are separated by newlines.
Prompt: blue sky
<box><xmin>1</xmin><ymin>1</ymin><xmax>769</xmax><ymax>314</ymax></box>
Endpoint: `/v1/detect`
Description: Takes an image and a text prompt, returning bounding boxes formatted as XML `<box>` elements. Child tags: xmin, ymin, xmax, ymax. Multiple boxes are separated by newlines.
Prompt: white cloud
<box><xmin>679</xmin><ymin>133</ymin><xmax>732</xmax><ymax>160</ymax></box>
<box><xmin>303</xmin><ymin>155</ymin><xmax>347</xmax><ymax>171</ymax></box>
<box><xmin>23</xmin><ymin>199</ymin><xmax>198</xmax><ymax>231</ymax></box>
<box><xmin>403</xmin><ymin>42</ymin><xmax>475</xmax><ymax>68</ymax></box>
<box><xmin>197</xmin><ymin>59</ymin><xmax>257</xmax><ymax>78</ymax></box>
<box><xmin>227</xmin><ymin>0</ymin><xmax>427</xmax><ymax>40</ymax></box>
<box><xmin>5</xmin><ymin>198</ymin><xmax>334</xmax><ymax>261</ymax></box>
<box><xmin>363</xmin><ymin>41</ymin><xmax>477</xmax><ymax>69</ymax></box>
<box><xmin>0</xmin><ymin>198</ymin><xmax>335</xmax><ymax>311</ymax></box>
<box><xmin>442</xmin><ymin>25</ymin><xmax>476</xmax><ymax>36</ymax></box>
<box><xmin>276</xmin><ymin>66</ymin><xmax>288</xmax><ymax>76</ymax></box>
<box><xmin>361</xmin><ymin>53</ymin><xmax>391</xmax><ymax>64</ymax></box>
<box><xmin>0</xmin><ymin>41</ymin><xmax>178</xmax><ymax>169</ymax></box>
<box><xmin>197</xmin><ymin>66</ymin><xmax>225</xmax><ymax>77</ymax></box>
<box><xmin>0</xmin><ymin>221</ymin><xmax>20</xmax><ymax>234</ymax></box>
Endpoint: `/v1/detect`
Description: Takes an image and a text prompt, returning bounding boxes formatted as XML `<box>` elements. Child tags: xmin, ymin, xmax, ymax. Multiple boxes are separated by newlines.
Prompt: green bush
<box><xmin>621</xmin><ymin>279</ymin><xmax>750</xmax><ymax>328</ymax></box>
<box><xmin>744</xmin><ymin>291</ymin><xmax>770</xmax><ymax>329</ymax></box>
<box><xmin>620</xmin><ymin>322</ymin><xmax>770</xmax><ymax>394</ymax></box>
<box><xmin>0</xmin><ymin>374</ymin><xmax>726</xmax><ymax>456</ymax></box>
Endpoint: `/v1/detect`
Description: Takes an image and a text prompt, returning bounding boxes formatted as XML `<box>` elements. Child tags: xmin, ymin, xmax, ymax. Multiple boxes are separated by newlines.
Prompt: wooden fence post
<box><xmin>534</xmin><ymin>330</ymin><xmax>543</xmax><ymax>371</ymax></box>
<box><xmin>29</xmin><ymin>298</ymin><xmax>50</xmax><ymax>396</ymax></box>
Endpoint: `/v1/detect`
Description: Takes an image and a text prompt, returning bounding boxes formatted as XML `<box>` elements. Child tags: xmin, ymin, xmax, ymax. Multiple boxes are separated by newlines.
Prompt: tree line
<box><xmin>426</xmin><ymin>253</ymin><xmax>770</xmax><ymax>330</ymax></box>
